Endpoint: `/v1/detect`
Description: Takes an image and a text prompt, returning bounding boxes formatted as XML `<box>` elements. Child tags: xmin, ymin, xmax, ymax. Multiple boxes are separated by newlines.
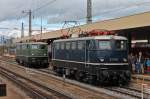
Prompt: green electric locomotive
<box><xmin>15</xmin><ymin>42</ymin><xmax>49</xmax><ymax>68</ymax></box>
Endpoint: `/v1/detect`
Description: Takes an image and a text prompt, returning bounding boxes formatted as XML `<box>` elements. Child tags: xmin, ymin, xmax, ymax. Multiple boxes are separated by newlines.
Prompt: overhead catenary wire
<box><xmin>3</xmin><ymin>0</ymin><xmax>150</xmax><ymax>24</ymax></box>
<box><xmin>83</xmin><ymin>1</ymin><xmax>150</xmax><ymax>21</ymax></box>
<box><xmin>47</xmin><ymin>1</ymin><xmax>150</xmax><ymax>24</ymax></box>
<box><xmin>92</xmin><ymin>1</ymin><xmax>150</xmax><ymax>18</ymax></box>
<box><xmin>16</xmin><ymin>0</ymin><xmax>57</xmax><ymax>21</ymax></box>
<box><xmin>1</xmin><ymin>0</ymin><xmax>150</xmax><ymax>38</ymax></box>
<box><xmin>32</xmin><ymin>0</ymin><xmax>57</xmax><ymax>13</ymax></box>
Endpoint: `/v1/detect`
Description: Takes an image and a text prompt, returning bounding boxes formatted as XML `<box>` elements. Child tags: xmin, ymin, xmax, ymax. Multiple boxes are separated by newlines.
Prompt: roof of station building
<box><xmin>14</xmin><ymin>11</ymin><xmax>150</xmax><ymax>43</ymax></box>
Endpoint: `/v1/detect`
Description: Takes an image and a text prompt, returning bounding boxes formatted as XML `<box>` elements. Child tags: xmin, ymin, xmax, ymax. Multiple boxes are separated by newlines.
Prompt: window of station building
<box><xmin>66</xmin><ymin>42</ymin><xmax>70</xmax><ymax>50</ymax></box>
<box><xmin>78</xmin><ymin>41</ymin><xmax>84</xmax><ymax>50</ymax></box>
<box><xmin>71</xmin><ymin>42</ymin><xmax>76</xmax><ymax>50</ymax></box>
<box><xmin>61</xmin><ymin>42</ymin><xmax>65</xmax><ymax>50</ymax></box>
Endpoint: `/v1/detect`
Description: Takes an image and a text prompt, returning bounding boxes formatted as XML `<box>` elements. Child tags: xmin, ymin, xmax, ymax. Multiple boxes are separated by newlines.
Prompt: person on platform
<box><xmin>146</xmin><ymin>58</ymin><xmax>150</xmax><ymax>74</ymax></box>
<box><xmin>135</xmin><ymin>52</ymin><xmax>144</xmax><ymax>74</ymax></box>
<box><xmin>143</xmin><ymin>58</ymin><xmax>148</xmax><ymax>74</ymax></box>
<box><xmin>128</xmin><ymin>53</ymin><xmax>136</xmax><ymax>73</ymax></box>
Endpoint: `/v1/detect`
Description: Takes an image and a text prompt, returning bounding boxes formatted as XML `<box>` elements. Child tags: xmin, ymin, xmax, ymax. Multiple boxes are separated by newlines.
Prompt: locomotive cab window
<box><xmin>22</xmin><ymin>45</ymin><xmax>27</xmax><ymax>49</ymax></box>
<box><xmin>27</xmin><ymin>44</ymin><xmax>29</xmax><ymax>48</ymax></box>
<box><xmin>115</xmin><ymin>40</ymin><xmax>127</xmax><ymax>50</ymax></box>
<box><xmin>31</xmin><ymin>44</ymin><xmax>39</xmax><ymax>49</ymax></box>
<box><xmin>98</xmin><ymin>40</ymin><xmax>111</xmax><ymax>50</ymax></box>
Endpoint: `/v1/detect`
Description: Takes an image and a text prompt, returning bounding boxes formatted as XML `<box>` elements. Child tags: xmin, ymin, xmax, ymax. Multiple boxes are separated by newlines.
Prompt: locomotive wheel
<box><xmin>65</xmin><ymin>69</ymin><xmax>75</xmax><ymax>79</ymax></box>
<box><xmin>24</xmin><ymin>63</ymin><xmax>31</xmax><ymax>68</ymax></box>
<box><xmin>56</xmin><ymin>67</ymin><xmax>64</xmax><ymax>77</ymax></box>
<box><xmin>75</xmin><ymin>71</ymin><xmax>85</xmax><ymax>81</ymax></box>
<box><xmin>21</xmin><ymin>61</ymin><xmax>25</xmax><ymax>66</ymax></box>
<box><xmin>82</xmin><ymin>73</ymin><xmax>96</xmax><ymax>84</ymax></box>
<box><xmin>88</xmin><ymin>75</ymin><xmax>97</xmax><ymax>85</ymax></box>
<box><xmin>17</xmin><ymin>60</ymin><xmax>20</xmax><ymax>65</ymax></box>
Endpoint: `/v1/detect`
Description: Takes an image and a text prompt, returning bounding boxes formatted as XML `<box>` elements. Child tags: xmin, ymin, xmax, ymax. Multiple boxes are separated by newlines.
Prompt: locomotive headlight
<box><xmin>123</xmin><ymin>58</ymin><xmax>127</xmax><ymax>62</ymax></box>
<box><xmin>100</xmin><ymin>58</ymin><xmax>104</xmax><ymax>62</ymax></box>
<box><xmin>32</xmin><ymin>53</ymin><xmax>34</xmax><ymax>55</ymax></box>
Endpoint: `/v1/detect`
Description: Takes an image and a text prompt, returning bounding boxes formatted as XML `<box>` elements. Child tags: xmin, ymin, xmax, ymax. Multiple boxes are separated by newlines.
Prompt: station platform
<box><xmin>3</xmin><ymin>54</ymin><xmax>15</xmax><ymax>58</ymax></box>
<box><xmin>132</xmin><ymin>74</ymin><xmax>150</xmax><ymax>81</ymax></box>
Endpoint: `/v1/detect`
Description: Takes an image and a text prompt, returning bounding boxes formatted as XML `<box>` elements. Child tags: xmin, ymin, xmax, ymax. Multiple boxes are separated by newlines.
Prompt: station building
<box><xmin>14</xmin><ymin>11</ymin><xmax>150</xmax><ymax>57</ymax></box>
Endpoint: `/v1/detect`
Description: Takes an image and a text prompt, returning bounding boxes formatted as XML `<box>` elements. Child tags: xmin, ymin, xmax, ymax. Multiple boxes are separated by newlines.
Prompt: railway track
<box><xmin>39</xmin><ymin>69</ymin><xmax>150</xmax><ymax>99</ymax></box>
<box><xmin>0</xmin><ymin>58</ymin><xmax>115</xmax><ymax>99</ymax></box>
<box><xmin>0</xmin><ymin>68</ymin><xmax>51</xmax><ymax>99</ymax></box>
<box><xmin>0</xmin><ymin>66</ymin><xmax>71</xmax><ymax>99</ymax></box>
<box><xmin>105</xmin><ymin>86</ymin><xmax>150</xmax><ymax>99</ymax></box>
<box><xmin>1</xmin><ymin>57</ymin><xmax>150</xmax><ymax>99</ymax></box>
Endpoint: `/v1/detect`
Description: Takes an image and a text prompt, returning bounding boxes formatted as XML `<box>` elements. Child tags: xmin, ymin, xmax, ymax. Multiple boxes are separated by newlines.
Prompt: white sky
<box><xmin>0</xmin><ymin>0</ymin><xmax>150</xmax><ymax>37</ymax></box>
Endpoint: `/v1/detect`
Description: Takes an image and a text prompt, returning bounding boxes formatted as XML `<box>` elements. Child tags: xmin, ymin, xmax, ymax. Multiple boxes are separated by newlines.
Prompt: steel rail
<box><xmin>0</xmin><ymin>66</ymin><xmax>71</xmax><ymax>99</ymax></box>
<box><xmin>1</xmin><ymin>58</ymin><xmax>149</xmax><ymax>99</ymax></box>
<box><xmin>0</xmin><ymin>69</ymin><xmax>51</xmax><ymax>99</ymax></box>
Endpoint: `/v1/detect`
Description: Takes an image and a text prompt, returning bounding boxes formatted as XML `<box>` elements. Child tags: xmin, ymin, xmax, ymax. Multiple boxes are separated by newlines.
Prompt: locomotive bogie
<box><xmin>52</xmin><ymin>61</ymin><xmax>131</xmax><ymax>85</ymax></box>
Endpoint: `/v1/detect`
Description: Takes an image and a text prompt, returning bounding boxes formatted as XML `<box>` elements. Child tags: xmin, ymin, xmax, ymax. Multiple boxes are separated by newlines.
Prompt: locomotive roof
<box><xmin>54</xmin><ymin>35</ymin><xmax>127</xmax><ymax>42</ymax></box>
<box><xmin>16</xmin><ymin>42</ymin><xmax>47</xmax><ymax>45</ymax></box>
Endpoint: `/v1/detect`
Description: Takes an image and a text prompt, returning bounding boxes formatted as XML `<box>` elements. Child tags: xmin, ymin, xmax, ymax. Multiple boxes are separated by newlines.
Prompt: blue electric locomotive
<box><xmin>52</xmin><ymin>35</ymin><xmax>131</xmax><ymax>85</ymax></box>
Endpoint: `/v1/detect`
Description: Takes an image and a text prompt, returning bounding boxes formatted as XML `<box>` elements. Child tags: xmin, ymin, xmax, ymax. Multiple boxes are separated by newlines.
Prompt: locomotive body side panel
<box><xmin>52</xmin><ymin>35</ymin><xmax>131</xmax><ymax>85</ymax></box>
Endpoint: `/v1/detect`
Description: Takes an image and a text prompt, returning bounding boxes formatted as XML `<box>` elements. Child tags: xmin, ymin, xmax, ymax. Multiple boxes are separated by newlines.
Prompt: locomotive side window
<box><xmin>66</xmin><ymin>42</ymin><xmax>70</xmax><ymax>50</ymax></box>
<box><xmin>20</xmin><ymin>45</ymin><xmax>22</xmax><ymax>49</ymax></box>
<box><xmin>61</xmin><ymin>42</ymin><xmax>64</xmax><ymax>50</ymax></box>
<box><xmin>115</xmin><ymin>40</ymin><xmax>127</xmax><ymax>50</ymax></box>
<box><xmin>98</xmin><ymin>41</ymin><xmax>111</xmax><ymax>50</ymax></box>
<box><xmin>56</xmin><ymin>43</ymin><xmax>60</xmax><ymax>50</ymax></box>
<box><xmin>72</xmin><ymin>42</ymin><xmax>76</xmax><ymax>50</ymax></box>
<box><xmin>78</xmin><ymin>41</ymin><xmax>84</xmax><ymax>50</ymax></box>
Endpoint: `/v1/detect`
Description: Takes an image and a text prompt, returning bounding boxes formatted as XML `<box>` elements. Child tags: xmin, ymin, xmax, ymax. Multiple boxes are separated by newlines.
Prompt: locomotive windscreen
<box><xmin>98</xmin><ymin>41</ymin><xmax>111</xmax><ymax>50</ymax></box>
<box><xmin>31</xmin><ymin>44</ymin><xmax>47</xmax><ymax>49</ymax></box>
